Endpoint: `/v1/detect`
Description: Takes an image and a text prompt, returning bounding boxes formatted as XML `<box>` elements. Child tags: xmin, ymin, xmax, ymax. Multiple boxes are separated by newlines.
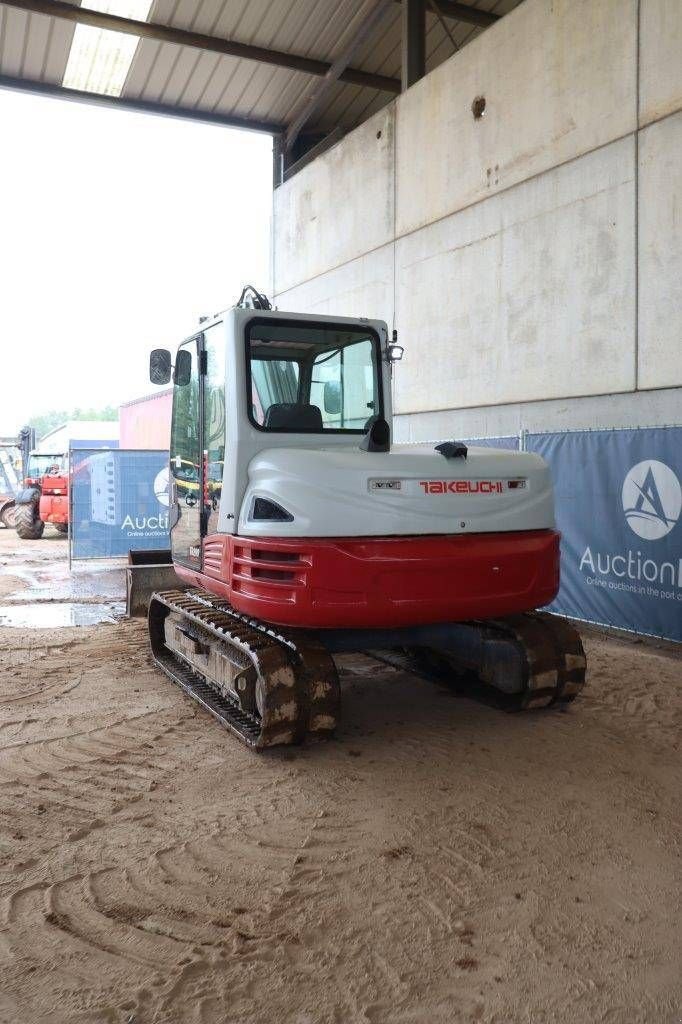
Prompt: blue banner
<box><xmin>70</xmin><ymin>448</ymin><xmax>169</xmax><ymax>559</ymax></box>
<box><xmin>527</xmin><ymin>428</ymin><xmax>682</xmax><ymax>642</ymax></box>
<box><xmin>70</xmin><ymin>438</ymin><xmax>119</xmax><ymax>450</ymax></box>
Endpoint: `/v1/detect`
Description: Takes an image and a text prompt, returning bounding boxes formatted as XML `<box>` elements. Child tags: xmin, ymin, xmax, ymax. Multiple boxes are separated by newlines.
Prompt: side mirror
<box><xmin>150</xmin><ymin>349</ymin><xmax>172</xmax><ymax>385</ymax></box>
<box><xmin>323</xmin><ymin>380</ymin><xmax>342</xmax><ymax>416</ymax></box>
<box><xmin>174</xmin><ymin>349</ymin><xmax>192</xmax><ymax>387</ymax></box>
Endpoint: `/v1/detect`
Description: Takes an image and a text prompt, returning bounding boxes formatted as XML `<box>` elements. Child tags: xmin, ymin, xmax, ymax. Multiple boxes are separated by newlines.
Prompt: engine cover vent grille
<box><xmin>250</xmin><ymin>497</ymin><xmax>294</xmax><ymax>523</ymax></box>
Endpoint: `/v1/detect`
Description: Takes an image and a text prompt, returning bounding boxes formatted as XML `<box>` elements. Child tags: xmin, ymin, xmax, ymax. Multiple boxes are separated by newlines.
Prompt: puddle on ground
<box><xmin>0</xmin><ymin>562</ymin><xmax>126</xmax><ymax>602</ymax></box>
<box><xmin>0</xmin><ymin>602</ymin><xmax>126</xmax><ymax>628</ymax></box>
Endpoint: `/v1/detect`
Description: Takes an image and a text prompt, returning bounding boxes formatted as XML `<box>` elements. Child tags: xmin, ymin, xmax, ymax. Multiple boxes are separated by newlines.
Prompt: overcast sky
<box><xmin>0</xmin><ymin>88</ymin><xmax>272</xmax><ymax>435</ymax></box>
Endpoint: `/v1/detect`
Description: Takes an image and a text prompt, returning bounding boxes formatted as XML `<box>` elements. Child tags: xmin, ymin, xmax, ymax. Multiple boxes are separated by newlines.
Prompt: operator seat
<box><xmin>264</xmin><ymin>403</ymin><xmax>323</xmax><ymax>431</ymax></box>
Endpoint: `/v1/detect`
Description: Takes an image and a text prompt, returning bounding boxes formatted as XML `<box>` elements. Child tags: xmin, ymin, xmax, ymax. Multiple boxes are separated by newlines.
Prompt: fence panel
<box><xmin>70</xmin><ymin>448</ymin><xmax>169</xmax><ymax>560</ymax></box>
<box><xmin>0</xmin><ymin>447</ymin><xmax>21</xmax><ymax>497</ymax></box>
<box><xmin>527</xmin><ymin>428</ymin><xmax>682</xmax><ymax>642</ymax></box>
<box><xmin>463</xmin><ymin>435</ymin><xmax>520</xmax><ymax>450</ymax></box>
<box><xmin>67</xmin><ymin>433</ymin><xmax>681</xmax><ymax>639</ymax></box>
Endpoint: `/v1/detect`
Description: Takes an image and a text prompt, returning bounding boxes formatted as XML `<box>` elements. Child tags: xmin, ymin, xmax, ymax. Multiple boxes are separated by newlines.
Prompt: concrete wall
<box><xmin>272</xmin><ymin>0</ymin><xmax>682</xmax><ymax>441</ymax></box>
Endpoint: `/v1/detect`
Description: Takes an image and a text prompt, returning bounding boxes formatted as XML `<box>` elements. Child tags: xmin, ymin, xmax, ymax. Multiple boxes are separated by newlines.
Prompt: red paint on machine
<box><xmin>174</xmin><ymin>529</ymin><xmax>561</xmax><ymax>629</ymax></box>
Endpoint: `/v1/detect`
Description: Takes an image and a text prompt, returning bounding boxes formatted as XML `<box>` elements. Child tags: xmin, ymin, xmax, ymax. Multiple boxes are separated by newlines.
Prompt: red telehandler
<box><xmin>14</xmin><ymin>452</ymin><xmax>69</xmax><ymax>539</ymax></box>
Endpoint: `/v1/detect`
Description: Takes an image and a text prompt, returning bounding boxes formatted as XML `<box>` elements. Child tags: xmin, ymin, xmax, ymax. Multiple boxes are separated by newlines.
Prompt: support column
<box><xmin>401</xmin><ymin>0</ymin><xmax>426</xmax><ymax>91</ymax></box>
<box><xmin>272</xmin><ymin>133</ymin><xmax>284</xmax><ymax>188</ymax></box>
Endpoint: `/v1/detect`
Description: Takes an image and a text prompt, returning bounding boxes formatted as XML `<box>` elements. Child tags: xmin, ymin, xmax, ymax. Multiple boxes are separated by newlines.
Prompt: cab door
<box><xmin>202</xmin><ymin>322</ymin><xmax>226</xmax><ymax>536</ymax></box>
<box><xmin>169</xmin><ymin>335</ymin><xmax>203</xmax><ymax>568</ymax></box>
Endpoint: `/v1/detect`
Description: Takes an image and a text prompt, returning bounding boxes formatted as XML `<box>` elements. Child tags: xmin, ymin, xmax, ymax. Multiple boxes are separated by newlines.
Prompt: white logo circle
<box><xmin>154</xmin><ymin>467</ymin><xmax>170</xmax><ymax>507</ymax></box>
<box><xmin>622</xmin><ymin>460</ymin><xmax>681</xmax><ymax>540</ymax></box>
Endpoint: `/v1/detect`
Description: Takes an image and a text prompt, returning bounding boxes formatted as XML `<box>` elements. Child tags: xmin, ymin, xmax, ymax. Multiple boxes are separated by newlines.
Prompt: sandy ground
<box><xmin>0</xmin><ymin>527</ymin><xmax>680</xmax><ymax>1024</ymax></box>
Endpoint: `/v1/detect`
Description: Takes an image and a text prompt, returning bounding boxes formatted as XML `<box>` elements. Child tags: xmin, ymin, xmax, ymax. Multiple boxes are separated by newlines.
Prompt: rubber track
<box><xmin>368</xmin><ymin>612</ymin><xmax>586</xmax><ymax>711</ymax></box>
<box><xmin>148</xmin><ymin>588</ymin><xmax>340</xmax><ymax>749</ymax></box>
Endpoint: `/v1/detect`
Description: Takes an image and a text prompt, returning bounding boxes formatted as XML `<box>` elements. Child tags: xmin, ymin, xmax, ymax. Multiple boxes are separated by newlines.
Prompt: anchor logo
<box><xmin>622</xmin><ymin>460</ymin><xmax>681</xmax><ymax>541</ymax></box>
<box><xmin>154</xmin><ymin>467</ymin><xmax>170</xmax><ymax>508</ymax></box>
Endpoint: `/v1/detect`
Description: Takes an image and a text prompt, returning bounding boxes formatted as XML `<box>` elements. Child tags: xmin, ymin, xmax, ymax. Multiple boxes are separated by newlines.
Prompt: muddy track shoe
<box><xmin>497</xmin><ymin>612</ymin><xmax>586</xmax><ymax>709</ymax></box>
<box><xmin>148</xmin><ymin>588</ymin><xmax>340</xmax><ymax>749</ymax></box>
<box><xmin>368</xmin><ymin>612</ymin><xmax>586</xmax><ymax>712</ymax></box>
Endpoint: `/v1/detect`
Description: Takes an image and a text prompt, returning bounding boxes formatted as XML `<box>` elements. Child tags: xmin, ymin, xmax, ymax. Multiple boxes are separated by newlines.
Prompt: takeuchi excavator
<box><xmin>143</xmin><ymin>287</ymin><xmax>586</xmax><ymax>749</ymax></box>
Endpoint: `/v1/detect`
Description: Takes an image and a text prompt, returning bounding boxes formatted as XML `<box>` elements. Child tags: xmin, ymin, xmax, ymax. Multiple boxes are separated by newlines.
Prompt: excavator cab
<box><xmin>150</xmin><ymin>307</ymin><xmax>392</xmax><ymax>570</ymax></box>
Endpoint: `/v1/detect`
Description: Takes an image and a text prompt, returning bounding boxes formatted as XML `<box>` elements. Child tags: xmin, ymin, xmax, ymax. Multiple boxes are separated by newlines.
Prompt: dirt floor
<box><xmin>0</xmin><ymin>526</ymin><xmax>679</xmax><ymax>1024</ymax></box>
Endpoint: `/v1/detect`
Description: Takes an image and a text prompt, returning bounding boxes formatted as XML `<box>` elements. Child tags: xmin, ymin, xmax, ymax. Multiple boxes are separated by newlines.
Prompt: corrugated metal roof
<box><xmin>0</xmin><ymin>0</ymin><xmax>524</xmax><ymax>136</ymax></box>
<box><xmin>122</xmin><ymin>0</ymin><xmax>385</xmax><ymax>123</ymax></box>
<box><xmin>0</xmin><ymin>4</ymin><xmax>77</xmax><ymax>83</ymax></box>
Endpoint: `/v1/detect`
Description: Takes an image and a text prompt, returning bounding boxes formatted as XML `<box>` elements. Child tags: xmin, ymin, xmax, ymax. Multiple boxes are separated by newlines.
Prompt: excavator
<box><xmin>142</xmin><ymin>287</ymin><xmax>586</xmax><ymax>749</ymax></box>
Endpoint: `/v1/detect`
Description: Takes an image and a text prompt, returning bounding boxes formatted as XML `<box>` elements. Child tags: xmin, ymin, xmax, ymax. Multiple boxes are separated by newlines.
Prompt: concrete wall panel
<box><xmin>639</xmin><ymin>0</ymin><xmax>682</xmax><ymax>126</ymax></box>
<box><xmin>273</xmin><ymin>107</ymin><xmax>394</xmax><ymax>295</ymax></box>
<box><xmin>638</xmin><ymin>111</ymin><xmax>682</xmax><ymax>390</ymax></box>
<box><xmin>275</xmin><ymin>243</ymin><xmax>395</xmax><ymax>326</ymax></box>
<box><xmin>395</xmin><ymin>0</ymin><xmax>637</xmax><ymax>236</ymax></box>
<box><xmin>392</xmin><ymin>386</ymin><xmax>682</xmax><ymax>443</ymax></box>
<box><xmin>393</xmin><ymin>138</ymin><xmax>636</xmax><ymax>413</ymax></box>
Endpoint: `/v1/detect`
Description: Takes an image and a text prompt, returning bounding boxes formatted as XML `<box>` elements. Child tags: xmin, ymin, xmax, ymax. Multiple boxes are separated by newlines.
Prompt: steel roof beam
<box><xmin>4</xmin><ymin>0</ymin><xmax>402</xmax><ymax>95</ymax></box>
<box><xmin>397</xmin><ymin>0</ymin><xmax>499</xmax><ymax>27</ymax></box>
<box><xmin>283</xmin><ymin>127</ymin><xmax>346</xmax><ymax>182</ymax></box>
<box><xmin>0</xmin><ymin>74</ymin><xmax>284</xmax><ymax>134</ymax></box>
<box><xmin>402</xmin><ymin>0</ymin><xmax>426</xmax><ymax>91</ymax></box>
<box><xmin>285</xmin><ymin>0</ymin><xmax>394</xmax><ymax>152</ymax></box>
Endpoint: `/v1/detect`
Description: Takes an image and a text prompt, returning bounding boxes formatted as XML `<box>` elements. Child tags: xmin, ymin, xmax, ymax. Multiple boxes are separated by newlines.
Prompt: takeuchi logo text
<box><xmin>419</xmin><ymin>480</ymin><xmax>505</xmax><ymax>494</ymax></box>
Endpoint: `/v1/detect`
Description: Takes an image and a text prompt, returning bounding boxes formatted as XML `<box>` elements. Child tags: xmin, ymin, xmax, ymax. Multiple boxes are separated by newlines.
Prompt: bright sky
<box><xmin>0</xmin><ymin>88</ymin><xmax>273</xmax><ymax>435</ymax></box>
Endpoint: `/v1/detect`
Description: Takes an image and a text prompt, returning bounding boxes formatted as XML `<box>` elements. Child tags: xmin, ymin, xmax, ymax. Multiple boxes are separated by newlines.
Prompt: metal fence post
<box><xmin>68</xmin><ymin>445</ymin><xmax>73</xmax><ymax>572</ymax></box>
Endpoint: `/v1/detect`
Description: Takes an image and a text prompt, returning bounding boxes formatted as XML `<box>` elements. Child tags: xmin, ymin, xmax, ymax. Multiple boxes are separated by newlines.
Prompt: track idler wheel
<box><xmin>371</xmin><ymin>612</ymin><xmax>587</xmax><ymax>712</ymax></box>
<box><xmin>487</xmin><ymin>612</ymin><xmax>586</xmax><ymax>710</ymax></box>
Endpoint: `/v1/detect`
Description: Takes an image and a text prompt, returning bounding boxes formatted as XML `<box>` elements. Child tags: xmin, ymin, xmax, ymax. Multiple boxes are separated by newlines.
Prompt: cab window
<box><xmin>247</xmin><ymin>321</ymin><xmax>381</xmax><ymax>433</ymax></box>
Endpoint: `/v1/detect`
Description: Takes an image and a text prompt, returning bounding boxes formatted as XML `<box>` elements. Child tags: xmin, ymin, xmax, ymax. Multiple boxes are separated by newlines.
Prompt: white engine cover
<box><xmin>238</xmin><ymin>444</ymin><xmax>555</xmax><ymax>538</ymax></box>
